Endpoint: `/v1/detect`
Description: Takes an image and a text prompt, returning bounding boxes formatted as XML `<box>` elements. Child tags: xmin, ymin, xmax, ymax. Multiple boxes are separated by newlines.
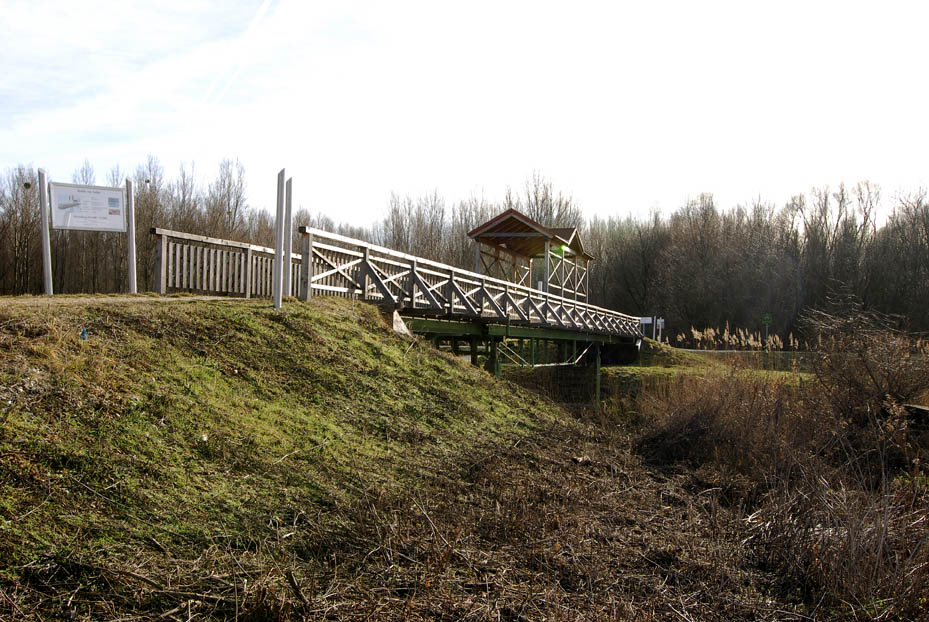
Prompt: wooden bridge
<box><xmin>150</xmin><ymin>225</ymin><xmax>643</xmax><ymax>392</ymax></box>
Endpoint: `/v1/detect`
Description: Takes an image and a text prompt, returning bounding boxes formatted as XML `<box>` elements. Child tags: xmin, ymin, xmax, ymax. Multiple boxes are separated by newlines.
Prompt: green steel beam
<box><xmin>402</xmin><ymin>316</ymin><xmax>636</xmax><ymax>345</ymax></box>
<box><xmin>403</xmin><ymin>318</ymin><xmax>485</xmax><ymax>336</ymax></box>
<box><xmin>485</xmin><ymin>323</ymin><xmax>630</xmax><ymax>344</ymax></box>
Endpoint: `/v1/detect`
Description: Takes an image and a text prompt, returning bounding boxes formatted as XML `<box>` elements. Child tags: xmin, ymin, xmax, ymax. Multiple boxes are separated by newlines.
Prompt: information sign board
<box><xmin>49</xmin><ymin>182</ymin><xmax>127</xmax><ymax>232</ymax></box>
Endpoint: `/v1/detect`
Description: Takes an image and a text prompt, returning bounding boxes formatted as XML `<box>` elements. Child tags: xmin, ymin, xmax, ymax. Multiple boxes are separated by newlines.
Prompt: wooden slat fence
<box><xmin>151</xmin><ymin>228</ymin><xmax>301</xmax><ymax>298</ymax></box>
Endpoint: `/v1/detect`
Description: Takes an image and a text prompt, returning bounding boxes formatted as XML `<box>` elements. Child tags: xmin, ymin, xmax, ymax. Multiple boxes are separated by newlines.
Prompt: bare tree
<box><xmin>133</xmin><ymin>155</ymin><xmax>167</xmax><ymax>291</ymax></box>
<box><xmin>1</xmin><ymin>166</ymin><xmax>41</xmax><ymax>294</ymax></box>
<box><xmin>519</xmin><ymin>172</ymin><xmax>583</xmax><ymax>228</ymax></box>
<box><xmin>204</xmin><ymin>159</ymin><xmax>247</xmax><ymax>239</ymax></box>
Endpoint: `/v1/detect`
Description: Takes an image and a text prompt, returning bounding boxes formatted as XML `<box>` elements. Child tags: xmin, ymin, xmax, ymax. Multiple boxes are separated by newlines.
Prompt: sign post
<box><xmin>126</xmin><ymin>179</ymin><xmax>137</xmax><ymax>293</ymax></box>
<box><xmin>272</xmin><ymin>169</ymin><xmax>285</xmax><ymax>309</ymax></box>
<box><xmin>283</xmin><ymin>177</ymin><xmax>293</xmax><ymax>297</ymax></box>
<box><xmin>38</xmin><ymin>169</ymin><xmax>54</xmax><ymax>295</ymax></box>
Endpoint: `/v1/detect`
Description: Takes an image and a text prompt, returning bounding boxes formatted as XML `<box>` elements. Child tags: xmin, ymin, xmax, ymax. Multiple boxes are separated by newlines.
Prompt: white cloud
<box><xmin>2</xmin><ymin>0</ymin><xmax>928</xmax><ymax>226</ymax></box>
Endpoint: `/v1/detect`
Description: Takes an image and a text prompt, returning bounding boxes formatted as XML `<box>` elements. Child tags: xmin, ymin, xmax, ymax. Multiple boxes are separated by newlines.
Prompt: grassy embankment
<box><xmin>1</xmin><ymin>296</ymin><xmax>559</xmax><ymax>618</ymax></box>
<box><xmin>3</xmin><ymin>296</ymin><xmax>926</xmax><ymax>620</ymax></box>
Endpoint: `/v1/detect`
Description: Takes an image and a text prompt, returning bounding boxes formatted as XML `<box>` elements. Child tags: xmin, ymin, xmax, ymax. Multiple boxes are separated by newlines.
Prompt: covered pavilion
<box><xmin>467</xmin><ymin>208</ymin><xmax>592</xmax><ymax>300</ymax></box>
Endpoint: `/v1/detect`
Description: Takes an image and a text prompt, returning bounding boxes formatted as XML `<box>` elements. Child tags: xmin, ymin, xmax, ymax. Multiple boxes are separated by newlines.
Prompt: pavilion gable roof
<box><xmin>468</xmin><ymin>209</ymin><xmax>593</xmax><ymax>260</ymax></box>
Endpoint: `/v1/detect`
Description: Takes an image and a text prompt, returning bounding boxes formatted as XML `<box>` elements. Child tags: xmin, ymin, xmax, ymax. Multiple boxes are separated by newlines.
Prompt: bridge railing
<box><xmin>299</xmin><ymin>227</ymin><xmax>642</xmax><ymax>337</ymax></box>
<box><xmin>150</xmin><ymin>226</ymin><xmax>642</xmax><ymax>337</ymax></box>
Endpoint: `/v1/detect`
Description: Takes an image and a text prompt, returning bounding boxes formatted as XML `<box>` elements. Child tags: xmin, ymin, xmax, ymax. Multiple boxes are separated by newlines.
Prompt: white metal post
<box><xmin>272</xmin><ymin>169</ymin><xmax>285</xmax><ymax>309</ymax></box>
<box><xmin>283</xmin><ymin>177</ymin><xmax>293</xmax><ymax>297</ymax></box>
<box><xmin>126</xmin><ymin>179</ymin><xmax>137</xmax><ymax>293</ymax></box>
<box><xmin>38</xmin><ymin>169</ymin><xmax>53</xmax><ymax>295</ymax></box>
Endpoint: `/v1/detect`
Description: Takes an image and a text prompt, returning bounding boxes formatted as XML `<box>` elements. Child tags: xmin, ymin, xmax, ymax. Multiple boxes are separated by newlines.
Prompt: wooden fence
<box><xmin>151</xmin><ymin>227</ymin><xmax>642</xmax><ymax>338</ymax></box>
<box><xmin>150</xmin><ymin>228</ymin><xmax>301</xmax><ymax>298</ymax></box>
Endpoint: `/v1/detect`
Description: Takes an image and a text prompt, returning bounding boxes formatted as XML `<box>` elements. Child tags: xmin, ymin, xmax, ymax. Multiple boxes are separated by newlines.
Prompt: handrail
<box><xmin>300</xmin><ymin>226</ymin><xmax>640</xmax><ymax>327</ymax></box>
<box><xmin>150</xmin><ymin>227</ymin><xmax>301</xmax><ymax>259</ymax></box>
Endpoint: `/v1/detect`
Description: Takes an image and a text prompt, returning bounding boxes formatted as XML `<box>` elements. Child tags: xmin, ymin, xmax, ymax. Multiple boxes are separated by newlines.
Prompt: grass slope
<box><xmin>2</xmin><ymin>298</ymin><xmax>835</xmax><ymax>620</ymax></box>
<box><xmin>0</xmin><ymin>297</ymin><xmax>554</xmax><ymax>618</ymax></box>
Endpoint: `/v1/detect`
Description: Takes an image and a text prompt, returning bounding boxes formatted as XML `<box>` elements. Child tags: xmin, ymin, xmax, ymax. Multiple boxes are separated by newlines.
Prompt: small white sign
<box><xmin>639</xmin><ymin>316</ymin><xmax>653</xmax><ymax>324</ymax></box>
<box><xmin>50</xmin><ymin>182</ymin><xmax>127</xmax><ymax>232</ymax></box>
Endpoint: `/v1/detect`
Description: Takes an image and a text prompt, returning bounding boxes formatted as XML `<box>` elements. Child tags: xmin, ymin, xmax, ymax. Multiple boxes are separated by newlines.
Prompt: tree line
<box><xmin>2</xmin><ymin>158</ymin><xmax>927</xmax><ymax>336</ymax></box>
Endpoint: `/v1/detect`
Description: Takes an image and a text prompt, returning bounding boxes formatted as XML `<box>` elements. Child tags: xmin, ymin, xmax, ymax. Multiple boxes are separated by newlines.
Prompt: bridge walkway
<box><xmin>150</xmin><ymin>226</ymin><xmax>642</xmax><ymax>392</ymax></box>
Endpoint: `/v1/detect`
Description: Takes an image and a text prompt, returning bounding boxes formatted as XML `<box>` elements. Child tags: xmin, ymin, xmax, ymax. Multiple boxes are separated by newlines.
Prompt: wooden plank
<box><xmin>482</xmin><ymin>281</ymin><xmax>505</xmax><ymax>318</ymax></box>
<box><xmin>149</xmin><ymin>227</ymin><xmax>253</xmax><ymax>251</ymax></box>
<box><xmin>225</xmin><ymin>251</ymin><xmax>232</xmax><ymax>294</ymax></box>
<box><xmin>449</xmin><ymin>279</ymin><xmax>478</xmax><ymax>315</ymax></box>
<box><xmin>363</xmin><ymin>248</ymin><xmax>397</xmax><ymax>303</ymax></box>
<box><xmin>300</xmin><ymin>233</ymin><xmax>313</xmax><ymax>300</ymax></box>
<box><xmin>187</xmin><ymin>244</ymin><xmax>193</xmax><ymax>290</ymax></box>
<box><xmin>199</xmin><ymin>247</ymin><xmax>205</xmax><ymax>291</ymax></box>
<box><xmin>181</xmin><ymin>244</ymin><xmax>188</xmax><ymax>289</ymax></box>
<box><xmin>312</xmin><ymin>250</ymin><xmax>363</xmax><ymax>288</ymax></box>
<box><xmin>505</xmin><ymin>290</ymin><xmax>528</xmax><ymax>321</ymax></box>
<box><xmin>219</xmin><ymin>250</ymin><xmax>225</xmax><ymax>292</ymax></box>
<box><xmin>188</xmin><ymin>245</ymin><xmax>195</xmax><ymax>290</ymax></box>
<box><xmin>168</xmin><ymin>242</ymin><xmax>176</xmax><ymax>289</ymax></box>
<box><xmin>234</xmin><ymin>251</ymin><xmax>240</xmax><ymax>294</ymax></box>
<box><xmin>155</xmin><ymin>234</ymin><xmax>168</xmax><ymax>294</ymax></box>
<box><xmin>412</xmin><ymin>269</ymin><xmax>442</xmax><ymax>310</ymax></box>
<box><xmin>225</xmin><ymin>250</ymin><xmax>231</xmax><ymax>293</ymax></box>
<box><xmin>244</xmin><ymin>248</ymin><xmax>252</xmax><ymax>298</ymax></box>
<box><xmin>208</xmin><ymin>248</ymin><xmax>215</xmax><ymax>291</ymax></box>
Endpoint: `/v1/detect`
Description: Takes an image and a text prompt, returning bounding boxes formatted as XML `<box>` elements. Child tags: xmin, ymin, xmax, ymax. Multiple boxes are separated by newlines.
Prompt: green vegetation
<box><xmin>3</xmin><ymin>298</ymin><xmax>926</xmax><ymax>620</ymax></box>
<box><xmin>0</xmin><ymin>297</ymin><xmax>555</xmax><ymax>617</ymax></box>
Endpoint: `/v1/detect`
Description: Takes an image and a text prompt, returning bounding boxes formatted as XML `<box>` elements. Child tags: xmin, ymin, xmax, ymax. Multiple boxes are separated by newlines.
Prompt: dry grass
<box><xmin>634</xmin><ymin>310</ymin><xmax>929</xmax><ymax>620</ymax></box>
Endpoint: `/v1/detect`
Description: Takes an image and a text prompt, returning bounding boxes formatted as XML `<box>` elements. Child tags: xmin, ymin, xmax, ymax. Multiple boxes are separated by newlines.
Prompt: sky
<box><xmin>3</xmin><ymin>0</ymin><xmax>929</xmax><ymax>227</ymax></box>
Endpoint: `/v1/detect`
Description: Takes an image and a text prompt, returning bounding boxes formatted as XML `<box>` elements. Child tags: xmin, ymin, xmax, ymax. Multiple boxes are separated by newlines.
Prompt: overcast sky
<box><xmin>3</xmin><ymin>1</ymin><xmax>928</xmax><ymax>226</ymax></box>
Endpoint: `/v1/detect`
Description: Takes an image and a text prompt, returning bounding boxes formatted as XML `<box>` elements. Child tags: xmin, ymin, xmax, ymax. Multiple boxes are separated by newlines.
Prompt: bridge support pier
<box><xmin>484</xmin><ymin>338</ymin><xmax>501</xmax><ymax>377</ymax></box>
